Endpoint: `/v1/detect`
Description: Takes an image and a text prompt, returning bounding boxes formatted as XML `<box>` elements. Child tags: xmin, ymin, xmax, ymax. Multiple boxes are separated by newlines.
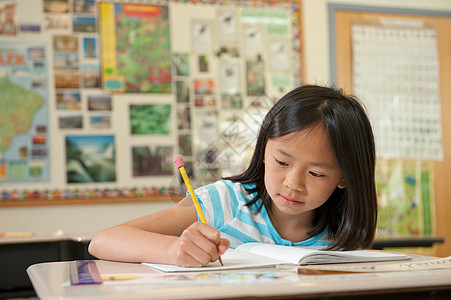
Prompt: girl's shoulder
<box><xmin>201</xmin><ymin>179</ymin><xmax>256</xmax><ymax>200</ymax></box>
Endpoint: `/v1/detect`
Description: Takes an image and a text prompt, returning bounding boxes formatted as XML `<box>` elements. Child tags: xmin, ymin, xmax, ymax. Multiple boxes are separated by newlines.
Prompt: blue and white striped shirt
<box><xmin>193</xmin><ymin>180</ymin><xmax>330</xmax><ymax>249</ymax></box>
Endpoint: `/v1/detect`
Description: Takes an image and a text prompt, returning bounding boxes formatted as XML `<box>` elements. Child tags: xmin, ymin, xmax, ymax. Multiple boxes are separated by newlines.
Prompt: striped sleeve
<box><xmin>194</xmin><ymin>181</ymin><xmax>234</xmax><ymax>228</ymax></box>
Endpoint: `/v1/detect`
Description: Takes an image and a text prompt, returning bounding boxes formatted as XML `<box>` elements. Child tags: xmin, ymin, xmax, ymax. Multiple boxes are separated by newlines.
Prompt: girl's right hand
<box><xmin>170</xmin><ymin>221</ymin><xmax>230</xmax><ymax>267</ymax></box>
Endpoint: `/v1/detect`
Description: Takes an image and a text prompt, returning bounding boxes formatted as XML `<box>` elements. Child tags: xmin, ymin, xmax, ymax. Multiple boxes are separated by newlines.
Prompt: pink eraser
<box><xmin>173</xmin><ymin>155</ymin><xmax>184</xmax><ymax>168</ymax></box>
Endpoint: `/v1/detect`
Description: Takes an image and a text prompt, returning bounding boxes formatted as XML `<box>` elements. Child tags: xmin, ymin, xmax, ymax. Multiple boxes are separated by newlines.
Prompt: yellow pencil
<box><xmin>101</xmin><ymin>275</ymin><xmax>140</xmax><ymax>281</ymax></box>
<box><xmin>0</xmin><ymin>232</ymin><xmax>34</xmax><ymax>238</ymax></box>
<box><xmin>173</xmin><ymin>155</ymin><xmax>223</xmax><ymax>266</ymax></box>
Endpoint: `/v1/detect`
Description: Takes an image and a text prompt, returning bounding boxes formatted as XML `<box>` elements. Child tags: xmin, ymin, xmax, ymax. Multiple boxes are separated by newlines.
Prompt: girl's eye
<box><xmin>309</xmin><ymin>171</ymin><xmax>323</xmax><ymax>177</ymax></box>
<box><xmin>275</xmin><ymin>159</ymin><xmax>288</xmax><ymax>166</ymax></box>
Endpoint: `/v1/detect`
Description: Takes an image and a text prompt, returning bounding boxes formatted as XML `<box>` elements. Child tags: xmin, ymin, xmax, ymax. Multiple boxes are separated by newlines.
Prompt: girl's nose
<box><xmin>283</xmin><ymin>169</ymin><xmax>305</xmax><ymax>192</ymax></box>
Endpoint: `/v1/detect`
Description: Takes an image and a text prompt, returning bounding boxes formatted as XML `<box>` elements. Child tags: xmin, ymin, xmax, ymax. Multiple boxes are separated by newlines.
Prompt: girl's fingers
<box><xmin>176</xmin><ymin>222</ymin><xmax>223</xmax><ymax>266</ymax></box>
<box><xmin>218</xmin><ymin>238</ymin><xmax>231</xmax><ymax>255</ymax></box>
<box><xmin>191</xmin><ymin>222</ymin><xmax>222</xmax><ymax>244</ymax></box>
<box><xmin>172</xmin><ymin>234</ymin><xmax>207</xmax><ymax>267</ymax></box>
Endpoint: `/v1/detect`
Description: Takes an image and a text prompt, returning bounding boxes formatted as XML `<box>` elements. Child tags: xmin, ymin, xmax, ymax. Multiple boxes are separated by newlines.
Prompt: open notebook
<box><xmin>143</xmin><ymin>242</ymin><xmax>411</xmax><ymax>273</ymax></box>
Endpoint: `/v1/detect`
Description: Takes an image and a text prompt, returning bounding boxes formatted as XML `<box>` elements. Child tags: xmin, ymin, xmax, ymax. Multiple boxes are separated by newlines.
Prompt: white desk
<box><xmin>27</xmin><ymin>255</ymin><xmax>451</xmax><ymax>300</ymax></box>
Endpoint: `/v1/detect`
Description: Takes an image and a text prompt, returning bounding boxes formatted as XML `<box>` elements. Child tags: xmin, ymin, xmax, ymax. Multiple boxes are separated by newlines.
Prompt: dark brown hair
<box><xmin>226</xmin><ymin>84</ymin><xmax>377</xmax><ymax>250</ymax></box>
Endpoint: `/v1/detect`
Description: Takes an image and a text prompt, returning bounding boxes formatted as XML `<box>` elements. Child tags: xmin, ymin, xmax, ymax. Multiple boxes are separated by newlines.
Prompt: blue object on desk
<box><xmin>70</xmin><ymin>260</ymin><xmax>102</xmax><ymax>285</ymax></box>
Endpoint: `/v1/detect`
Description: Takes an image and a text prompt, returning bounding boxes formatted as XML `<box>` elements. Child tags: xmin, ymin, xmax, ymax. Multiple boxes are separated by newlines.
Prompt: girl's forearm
<box><xmin>88</xmin><ymin>225</ymin><xmax>178</xmax><ymax>264</ymax></box>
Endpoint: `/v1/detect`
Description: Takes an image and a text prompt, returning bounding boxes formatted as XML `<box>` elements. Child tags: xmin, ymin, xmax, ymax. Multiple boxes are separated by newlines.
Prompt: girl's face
<box><xmin>263</xmin><ymin>125</ymin><xmax>346</xmax><ymax>219</ymax></box>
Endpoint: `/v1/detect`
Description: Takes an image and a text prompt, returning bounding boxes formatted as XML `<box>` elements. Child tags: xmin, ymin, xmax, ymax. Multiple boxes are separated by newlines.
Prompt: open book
<box><xmin>143</xmin><ymin>242</ymin><xmax>411</xmax><ymax>273</ymax></box>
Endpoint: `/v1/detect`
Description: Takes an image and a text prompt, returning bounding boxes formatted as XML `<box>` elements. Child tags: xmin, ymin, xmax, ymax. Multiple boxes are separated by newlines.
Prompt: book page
<box><xmin>143</xmin><ymin>248</ymin><xmax>287</xmax><ymax>273</ymax></box>
<box><xmin>143</xmin><ymin>243</ymin><xmax>411</xmax><ymax>272</ymax></box>
<box><xmin>298</xmin><ymin>256</ymin><xmax>451</xmax><ymax>273</ymax></box>
<box><xmin>236</xmin><ymin>243</ymin><xmax>410</xmax><ymax>265</ymax></box>
<box><xmin>236</xmin><ymin>243</ymin><xmax>322</xmax><ymax>264</ymax></box>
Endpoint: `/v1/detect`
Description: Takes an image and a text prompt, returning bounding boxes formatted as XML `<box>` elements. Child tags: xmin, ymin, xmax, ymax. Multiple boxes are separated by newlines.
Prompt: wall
<box><xmin>1</xmin><ymin>0</ymin><xmax>451</xmax><ymax>255</ymax></box>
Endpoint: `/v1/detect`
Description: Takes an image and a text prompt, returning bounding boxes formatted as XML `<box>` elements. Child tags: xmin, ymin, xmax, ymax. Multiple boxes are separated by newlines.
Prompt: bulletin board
<box><xmin>329</xmin><ymin>4</ymin><xmax>451</xmax><ymax>257</ymax></box>
<box><xmin>0</xmin><ymin>0</ymin><xmax>303</xmax><ymax>207</ymax></box>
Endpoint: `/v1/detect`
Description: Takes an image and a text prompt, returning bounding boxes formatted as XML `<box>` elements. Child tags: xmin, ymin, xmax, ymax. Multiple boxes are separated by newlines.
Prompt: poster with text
<box><xmin>99</xmin><ymin>2</ymin><xmax>171</xmax><ymax>93</ymax></box>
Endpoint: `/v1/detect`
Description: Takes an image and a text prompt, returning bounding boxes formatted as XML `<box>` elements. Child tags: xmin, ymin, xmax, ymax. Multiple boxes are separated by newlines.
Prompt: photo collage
<box><xmin>0</xmin><ymin>0</ymin><xmax>301</xmax><ymax>201</ymax></box>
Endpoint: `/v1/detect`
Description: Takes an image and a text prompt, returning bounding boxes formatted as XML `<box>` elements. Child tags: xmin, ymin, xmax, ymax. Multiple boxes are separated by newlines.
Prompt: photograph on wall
<box><xmin>194</xmin><ymin>78</ymin><xmax>216</xmax><ymax>107</ymax></box>
<box><xmin>194</xmin><ymin>95</ymin><xmax>216</xmax><ymax>107</ymax></box>
<box><xmin>99</xmin><ymin>2</ymin><xmax>171</xmax><ymax>93</ymax></box>
<box><xmin>176</xmin><ymin>106</ymin><xmax>191</xmax><ymax>130</ymax></box>
<box><xmin>246</xmin><ymin>60</ymin><xmax>265</xmax><ymax>96</ymax></box>
<box><xmin>44</xmin><ymin>0</ymin><xmax>68</xmax><ymax>13</ymax></box>
<box><xmin>82</xmin><ymin>63</ymin><xmax>100</xmax><ymax>88</ymax></box>
<box><xmin>44</xmin><ymin>14</ymin><xmax>70</xmax><ymax>31</ymax></box>
<box><xmin>176</xmin><ymin>80</ymin><xmax>189</xmax><ymax>103</ymax></box>
<box><xmin>56</xmin><ymin>90</ymin><xmax>82</xmax><ymax>110</ymax></box>
<box><xmin>54</xmin><ymin>51</ymin><xmax>79</xmax><ymax>70</ymax></box>
<box><xmin>376</xmin><ymin>159</ymin><xmax>434</xmax><ymax>237</ymax></box>
<box><xmin>0</xmin><ymin>42</ymin><xmax>50</xmax><ymax>182</ymax></box>
<box><xmin>58</xmin><ymin>115</ymin><xmax>83</xmax><ymax>129</ymax></box>
<box><xmin>87</xmin><ymin>94</ymin><xmax>112</xmax><ymax>111</ymax></box>
<box><xmin>217</xmin><ymin>10</ymin><xmax>238</xmax><ymax>42</ymax></box>
<box><xmin>73</xmin><ymin>0</ymin><xmax>96</xmax><ymax>14</ymax></box>
<box><xmin>132</xmin><ymin>145</ymin><xmax>174</xmax><ymax>176</ymax></box>
<box><xmin>196</xmin><ymin>144</ymin><xmax>221</xmax><ymax>184</ymax></box>
<box><xmin>53</xmin><ymin>35</ymin><xmax>81</xmax><ymax>89</ymax></box>
<box><xmin>198</xmin><ymin>55</ymin><xmax>209</xmax><ymax>72</ymax></box>
<box><xmin>194</xmin><ymin>78</ymin><xmax>215</xmax><ymax>95</ymax></box>
<box><xmin>192</xmin><ymin>20</ymin><xmax>213</xmax><ymax>53</ymax></box>
<box><xmin>54</xmin><ymin>71</ymin><xmax>80</xmax><ymax>88</ymax></box>
<box><xmin>221</xmin><ymin>94</ymin><xmax>242</xmax><ymax>109</ymax></box>
<box><xmin>269</xmin><ymin>40</ymin><xmax>290</xmax><ymax>71</ymax></box>
<box><xmin>90</xmin><ymin>115</ymin><xmax>111</xmax><ymax>130</ymax></box>
<box><xmin>72</xmin><ymin>16</ymin><xmax>97</xmax><ymax>33</ymax></box>
<box><xmin>65</xmin><ymin>135</ymin><xmax>116</xmax><ymax>183</ymax></box>
<box><xmin>219</xmin><ymin>61</ymin><xmax>241</xmax><ymax>108</ymax></box>
<box><xmin>0</xmin><ymin>0</ymin><xmax>17</xmax><ymax>35</ymax></box>
<box><xmin>178</xmin><ymin>134</ymin><xmax>192</xmax><ymax>156</ymax></box>
<box><xmin>129</xmin><ymin>104</ymin><xmax>171</xmax><ymax>135</ymax></box>
<box><xmin>53</xmin><ymin>34</ymin><xmax>78</xmax><ymax>52</ymax></box>
<box><xmin>219</xmin><ymin>61</ymin><xmax>240</xmax><ymax>94</ymax></box>
<box><xmin>83</xmin><ymin>37</ymin><xmax>98</xmax><ymax>59</ymax></box>
<box><xmin>244</xmin><ymin>25</ymin><xmax>263</xmax><ymax>60</ymax></box>
<box><xmin>194</xmin><ymin>110</ymin><xmax>217</xmax><ymax>147</ymax></box>
<box><xmin>172</xmin><ymin>53</ymin><xmax>189</xmax><ymax>76</ymax></box>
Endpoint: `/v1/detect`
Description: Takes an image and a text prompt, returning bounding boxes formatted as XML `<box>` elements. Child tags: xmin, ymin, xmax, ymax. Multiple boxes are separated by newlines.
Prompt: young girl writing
<box><xmin>89</xmin><ymin>84</ymin><xmax>377</xmax><ymax>267</ymax></box>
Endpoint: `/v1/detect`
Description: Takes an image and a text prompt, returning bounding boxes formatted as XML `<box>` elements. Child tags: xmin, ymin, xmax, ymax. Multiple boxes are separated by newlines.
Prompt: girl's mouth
<box><xmin>279</xmin><ymin>194</ymin><xmax>301</xmax><ymax>206</ymax></box>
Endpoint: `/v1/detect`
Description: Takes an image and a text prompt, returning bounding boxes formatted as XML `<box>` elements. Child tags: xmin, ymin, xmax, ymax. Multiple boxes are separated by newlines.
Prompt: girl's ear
<box><xmin>338</xmin><ymin>179</ymin><xmax>346</xmax><ymax>189</ymax></box>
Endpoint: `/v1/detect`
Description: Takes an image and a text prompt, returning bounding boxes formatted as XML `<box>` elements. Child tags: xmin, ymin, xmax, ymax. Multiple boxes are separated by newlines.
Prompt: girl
<box><xmin>89</xmin><ymin>84</ymin><xmax>377</xmax><ymax>267</ymax></box>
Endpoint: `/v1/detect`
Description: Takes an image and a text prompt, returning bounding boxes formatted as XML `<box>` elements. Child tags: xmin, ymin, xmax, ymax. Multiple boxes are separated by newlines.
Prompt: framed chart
<box><xmin>329</xmin><ymin>3</ymin><xmax>451</xmax><ymax>257</ymax></box>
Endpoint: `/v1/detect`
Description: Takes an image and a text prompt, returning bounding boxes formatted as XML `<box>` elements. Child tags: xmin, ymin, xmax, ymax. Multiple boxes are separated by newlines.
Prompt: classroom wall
<box><xmin>1</xmin><ymin>0</ymin><xmax>451</xmax><ymax>254</ymax></box>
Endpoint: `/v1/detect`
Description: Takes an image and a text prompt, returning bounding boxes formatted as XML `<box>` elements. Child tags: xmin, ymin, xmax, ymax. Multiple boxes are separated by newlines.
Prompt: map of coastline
<box><xmin>0</xmin><ymin>42</ymin><xmax>49</xmax><ymax>183</ymax></box>
<box><xmin>0</xmin><ymin>75</ymin><xmax>44</xmax><ymax>155</ymax></box>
